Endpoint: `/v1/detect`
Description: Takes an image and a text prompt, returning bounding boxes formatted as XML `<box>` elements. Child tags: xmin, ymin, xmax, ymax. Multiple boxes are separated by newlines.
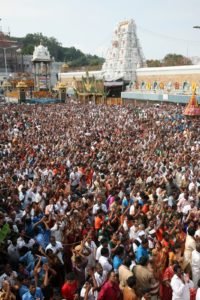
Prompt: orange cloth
<box><xmin>94</xmin><ymin>216</ymin><xmax>103</xmax><ymax>230</ymax></box>
<box><xmin>123</xmin><ymin>286</ymin><xmax>138</xmax><ymax>300</ymax></box>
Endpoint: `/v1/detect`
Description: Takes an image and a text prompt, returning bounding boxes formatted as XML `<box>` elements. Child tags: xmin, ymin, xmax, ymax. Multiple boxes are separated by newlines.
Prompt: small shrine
<box><xmin>74</xmin><ymin>71</ymin><xmax>105</xmax><ymax>104</ymax></box>
<box><xmin>184</xmin><ymin>93</ymin><xmax>200</xmax><ymax>117</ymax></box>
<box><xmin>32</xmin><ymin>43</ymin><xmax>51</xmax><ymax>91</ymax></box>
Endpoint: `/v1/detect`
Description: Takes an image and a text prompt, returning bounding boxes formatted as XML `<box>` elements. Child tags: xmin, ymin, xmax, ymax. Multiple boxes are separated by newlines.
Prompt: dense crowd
<box><xmin>0</xmin><ymin>101</ymin><xmax>200</xmax><ymax>300</ymax></box>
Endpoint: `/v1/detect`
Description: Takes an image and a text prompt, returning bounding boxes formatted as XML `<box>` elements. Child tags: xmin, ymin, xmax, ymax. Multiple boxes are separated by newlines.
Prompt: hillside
<box><xmin>12</xmin><ymin>33</ymin><xmax>105</xmax><ymax>68</ymax></box>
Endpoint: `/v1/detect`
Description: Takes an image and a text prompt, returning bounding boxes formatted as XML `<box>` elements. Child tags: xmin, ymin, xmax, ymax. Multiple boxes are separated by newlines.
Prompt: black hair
<box><xmin>66</xmin><ymin>272</ymin><xmax>76</xmax><ymax>281</ymax></box>
<box><xmin>101</xmin><ymin>247</ymin><xmax>109</xmax><ymax>256</ymax></box>
<box><xmin>100</xmin><ymin>238</ymin><xmax>108</xmax><ymax>245</ymax></box>
<box><xmin>173</xmin><ymin>264</ymin><xmax>181</xmax><ymax>273</ymax></box>
<box><xmin>127</xmin><ymin>276</ymin><xmax>136</xmax><ymax>288</ymax></box>
<box><xmin>123</xmin><ymin>257</ymin><xmax>132</xmax><ymax>267</ymax></box>
<box><xmin>139</xmin><ymin>256</ymin><xmax>148</xmax><ymax>266</ymax></box>
<box><xmin>188</xmin><ymin>227</ymin><xmax>196</xmax><ymax>237</ymax></box>
<box><xmin>115</xmin><ymin>246</ymin><xmax>124</xmax><ymax>256</ymax></box>
<box><xmin>198</xmin><ymin>279</ymin><xmax>200</xmax><ymax>288</ymax></box>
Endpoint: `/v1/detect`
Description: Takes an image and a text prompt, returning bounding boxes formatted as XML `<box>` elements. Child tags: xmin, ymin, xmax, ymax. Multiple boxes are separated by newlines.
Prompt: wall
<box><xmin>136</xmin><ymin>65</ymin><xmax>200</xmax><ymax>86</ymax></box>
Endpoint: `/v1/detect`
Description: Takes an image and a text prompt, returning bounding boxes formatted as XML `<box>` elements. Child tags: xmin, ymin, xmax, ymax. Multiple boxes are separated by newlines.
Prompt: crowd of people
<box><xmin>0</xmin><ymin>101</ymin><xmax>200</xmax><ymax>300</ymax></box>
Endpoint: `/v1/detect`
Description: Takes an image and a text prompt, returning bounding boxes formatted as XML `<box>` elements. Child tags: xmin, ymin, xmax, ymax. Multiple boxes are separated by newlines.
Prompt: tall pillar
<box><xmin>58</xmin><ymin>82</ymin><xmax>66</xmax><ymax>103</ymax></box>
<box><xmin>16</xmin><ymin>81</ymin><xmax>28</xmax><ymax>103</ymax></box>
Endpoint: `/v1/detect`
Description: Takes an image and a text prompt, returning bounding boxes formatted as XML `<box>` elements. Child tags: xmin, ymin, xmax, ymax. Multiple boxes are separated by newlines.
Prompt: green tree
<box><xmin>162</xmin><ymin>53</ymin><xmax>192</xmax><ymax>66</ymax></box>
<box><xmin>11</xmin><ymin>32</ymin><xmax>105</xmax><ymax>67</ymax></box>
<box><xmin>146</xmin><ymin>59</ymin><xmax>162</xmax><ymax>67</ymax></box>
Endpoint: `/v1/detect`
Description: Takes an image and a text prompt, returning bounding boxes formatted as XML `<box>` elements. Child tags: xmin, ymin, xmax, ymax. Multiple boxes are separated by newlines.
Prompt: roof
<box><xmin>104</xmin><ymin>81</ymin><xmax>123</xmax><ymax>87</ymax></box>
<box><xmin>184</xmin><ymin>94</ymin><xmax>200</xmax><ymax>116</ymax></box>
<box><xmin>32</xmin><ymin>43</ymin><xmax>51</xmax><ymax>62</ymax></box>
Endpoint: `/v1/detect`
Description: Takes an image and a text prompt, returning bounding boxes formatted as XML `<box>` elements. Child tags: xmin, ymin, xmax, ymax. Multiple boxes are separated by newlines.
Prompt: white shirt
<box><xmin>129</xmin><ymin>225</ymin><xmax>138</xmax><ymax>240</ymax></box>
<box><xmin>99</xmin><ymin>256</ymin><xmax>112</xmax><ymax>274</ymax></box>
<box><xmin>45</xmin><ymin>241</ymin><xmax>64</xmax><ymax>264</ymax></box>
<box><xmin>17</xmin><ymin>237</ymin><xmax>35</xmax><ymax>249</ymax></box>
<box><xmin>171</xmin><ymin>274</ymin><xmax>194</xmax><ymax>300</ymax></box>
<box><xmin>85</xmin><ymin>241</ymin><xmax>97</xmax><ymax>267</ymax></box>
<box><xmin>96</xmin><ymin>245</ymin><xmax>111</xmax><ymax>261</ymax></box>
<box><xmin>196</xmin><ymin>288</ymin><xmax>200</xmax><ymax>300</ymax></box>
<box><xmin>92</xmin><ymin>203</ymin><xmax>107</xmax><ymax>215</ymax></box>
<box><xmin>0</xmin><ymin>271</ymin><xmax>17</xmax><ymax>289</ymax></box>
<box><xmin>191</xmin><ymin>249</ymin><xmax>200</xmax><ymax>287</ymax></box>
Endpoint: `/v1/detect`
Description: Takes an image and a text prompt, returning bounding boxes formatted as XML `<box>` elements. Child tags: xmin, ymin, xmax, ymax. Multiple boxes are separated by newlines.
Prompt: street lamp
<box><xmin>0</xmin><ymin>45</ymin><xmax>17</xmax><ymax>78</ymax></box>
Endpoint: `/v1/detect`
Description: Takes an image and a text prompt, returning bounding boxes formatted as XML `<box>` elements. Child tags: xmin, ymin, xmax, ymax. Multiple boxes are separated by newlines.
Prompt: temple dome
<box><xmin>61</xmin><ymin>63</ymin><xmax>69</xmax><ymax>72</ymax></box>
<box><xmin>32</xmin><ymin>43</ymin><xmax>51</xmax><ymax>62</ymax></box>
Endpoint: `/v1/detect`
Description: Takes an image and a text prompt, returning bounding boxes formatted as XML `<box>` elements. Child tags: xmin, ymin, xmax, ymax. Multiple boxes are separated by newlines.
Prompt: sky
<box><xmin>1</xmin><ymin>0</ymin><xmax>200</xmax><ymax>60</ymax></box>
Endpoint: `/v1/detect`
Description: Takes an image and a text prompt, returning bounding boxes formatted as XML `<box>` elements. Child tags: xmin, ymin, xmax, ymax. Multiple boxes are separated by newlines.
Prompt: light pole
<box><xmin>16</xmin><ymin>48</ymin><xmax>24</xmax><ymax>73</ymax></box>
<box><xmin>0</xmin><ymin>45</ymin><xmax>17</xmax><ymax>78</ymax></box>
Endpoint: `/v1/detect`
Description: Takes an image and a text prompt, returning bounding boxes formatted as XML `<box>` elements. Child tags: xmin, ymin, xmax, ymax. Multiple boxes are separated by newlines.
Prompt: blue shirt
<box><xmin>22</xmin><ymin>287</ymin><xmax>43</xmax><ymax>300</ymax></box>
<box><xmin>113</xmin><ymin>255</ymin><xmax>123</xmax><ymax>271</ymax></box>
<box><xmin>35</xmin><ymin>229</ymin><xmax>50</xmax><ymax>249</ymax></box>
<box><xmin>19</xmin><ymin>285</ymin><xmax>29</xmax><ymax>299</ymax></box>
<box><xmin>135</xmin><ymin>245</ymin><xmax>149</xmax><ymax>263</ymax></box>
<box><xmin>19</xmin><ymin>251</ymin><xmax>35</xmax><ymax>272</ymax></box>
<box><xmin>122</xmin><ymin>197</ymin><xmax>134</xmax><ymax>209</ymax></box>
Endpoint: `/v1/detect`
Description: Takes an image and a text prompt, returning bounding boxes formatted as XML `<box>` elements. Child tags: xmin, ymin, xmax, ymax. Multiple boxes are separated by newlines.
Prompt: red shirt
<box><xmin>61</xmin><ymin>281</ymin><xmax>78</xmax><ymax>300</ymax></box>
<box><xmin>98</xmin><ymin>281</ymin><xmax>122</xmax><ymax>300</ymax></box>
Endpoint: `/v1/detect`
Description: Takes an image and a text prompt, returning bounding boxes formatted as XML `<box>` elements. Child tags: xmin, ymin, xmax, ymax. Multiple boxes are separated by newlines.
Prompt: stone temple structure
<box><xmin>102</xmin><ymin>19</ymin><xmax>146</xmax><ymax>82</ymax></box>
<box><xmin>32</xmin><ymin>43</ymin><xmax>51</xmax><ymax>91</ymax></box>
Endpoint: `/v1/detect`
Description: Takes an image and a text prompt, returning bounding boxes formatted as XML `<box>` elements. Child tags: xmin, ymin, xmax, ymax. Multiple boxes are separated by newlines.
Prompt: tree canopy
<box><xmin>147</xmin><ymin>53</ymin><xmax>192</xmax><ymax>67</ymax></box>
<box><xmin>12</xmin><ymin>33</ymin><xmax>104</xmax><ymax>68</ymax></box>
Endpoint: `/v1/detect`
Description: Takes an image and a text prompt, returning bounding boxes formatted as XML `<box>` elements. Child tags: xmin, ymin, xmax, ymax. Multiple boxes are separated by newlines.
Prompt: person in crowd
<box><xmin>171</xmin><ymin>264</ymin><xmax>194</xmax><ymax>300</ymax></box>
<box><xmin>0</xmin><ymin>102</ymin><xmax>200</xmax><ymax>299</ymax></box>
<box><xmin>123</xmin><ymin>276</ymin><xmax>138</xmax><ymax>300</ymax></box>
<box><xmin>97</xmin><ymin>271</ymin><xmax>122</xmax><ymax>300</ymax></box>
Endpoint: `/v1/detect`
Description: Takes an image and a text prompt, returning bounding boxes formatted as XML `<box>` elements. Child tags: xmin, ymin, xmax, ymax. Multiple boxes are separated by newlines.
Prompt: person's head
<box><xmin>111</xmin><ymin>233</ymin><xmax>118</xmax><ymax>242</ymax></box>
<box><xmin>190</xmin><ymin>200</ymin><xmax>195</xmax><ymax>208</ymax></box>
<box><xmin>17</xmin><ymin>275</ymin><xmax>29</xmax><ymax>287</ymax></box>
<box><xmin>96</xmin><ymin>195</ymin><xmax>102</xmax><ymax>205</ymax></box>
<box><xmin>196</xmin><ymin>243</ymin><xmax>200</xmax><ymax>253</ymax></box>
<box><xmin>74</xmin><ymin>256</ymin><xmax>83</xmax><ymax>268</ymax></box>
<box><xmin>29</xmin><ymin>280</ymin><xmax>36</xmax><ymax>295</ymax></box>
<box><xmin>139</xmin><ymin>256</ymin><xmax>149</xmax><ymax>266</ymax></box>
<box><xmin>142</xmin><ymin>238</ymin><xmax>148</xmax><ymax>249</ymax></box>
<box><xmin>173</xmin><ymin>264</ymin><xmax>182</xmax><ymax>278</ymax></box>
<box><xmin>123</xmin><ymin>257</ymin><xmax>132</xmax><ymax>268</ymax></box>
<box><xmin>163</xmin><ymin>232</ymin><xmax>169</xmax><ymax>241</ymax></box>
<box><xmin>4</xmin><ymin>264</ymin><xmax>12</xmax><ymax>276</ymax></box>
<box><xmin>100</xmin><ymin>238</ymin><xmax>108</xmax><ymax>248</ymax></box>
<box><xmin>101</xmin><ymin>247</ymin><xmax>109</xmax><ymax>257</ymax></box>
<box><xmin>174</xmin><ymin>242</ymin><xmax>181</xmax><ymax>253</ymax></box>
<box><xmin>108</xmin><ymin>271</ymin><xmax>117</xmax><ymax>284</ymax></box>
<box><xmin>188</xmin><ymin>227</ymin><xmax>196</xmax><ymax>237</ymax></box>
<box><xmin>45</xmin><ymin>248</ymin><xmax>54</xmax><ymax>258</ymax></box>
<box><xmin>127</xmin><ymin>276</ymin><xmax>136</xmax><ymax>288</ymax></box>
<box><xmin>115</xmin><ymin>246</ymin><xmax>124</xmax><ymax>257</ymax></box>
<box><xmin>66</xmin><ymin>272</ymin><xmax>76</xmax><ymax>284</ymax></box>
<box><xmin>50</xmin><ymin>236</ymin><xmax>56</xmax><ymax>246</ymax></box>
<box><xmin>95</xmin><ymin>263</ymin><xmax>103</xmax><ymax>276</ymax></box>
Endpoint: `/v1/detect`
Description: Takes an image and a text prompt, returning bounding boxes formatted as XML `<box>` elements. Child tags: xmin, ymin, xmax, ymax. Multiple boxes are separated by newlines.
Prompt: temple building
<box><xmin>59</xmin><ymin>19</ymin><xmax>146</xmax><ymax>89</ymax></box>
<box><xmin>59</xmin><ymin>19</ymin><xmax>200</xmax><ymax>105</ymax></box>
<box><xmin>102</xmin><ymin>19</ymin><xmax>146</xmax><ymax>82</ymax></box>
<box><xmin>32</xmin><ymin>43</ymin><xmax>52</xmax><ymax>91</ymax></box>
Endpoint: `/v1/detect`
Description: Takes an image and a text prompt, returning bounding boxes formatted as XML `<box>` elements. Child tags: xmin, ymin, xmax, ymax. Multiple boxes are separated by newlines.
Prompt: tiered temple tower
<box><xmin>102</xmin><ymin>19</ymin><xmax>146</xmax><ymax>82</ymax></box>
